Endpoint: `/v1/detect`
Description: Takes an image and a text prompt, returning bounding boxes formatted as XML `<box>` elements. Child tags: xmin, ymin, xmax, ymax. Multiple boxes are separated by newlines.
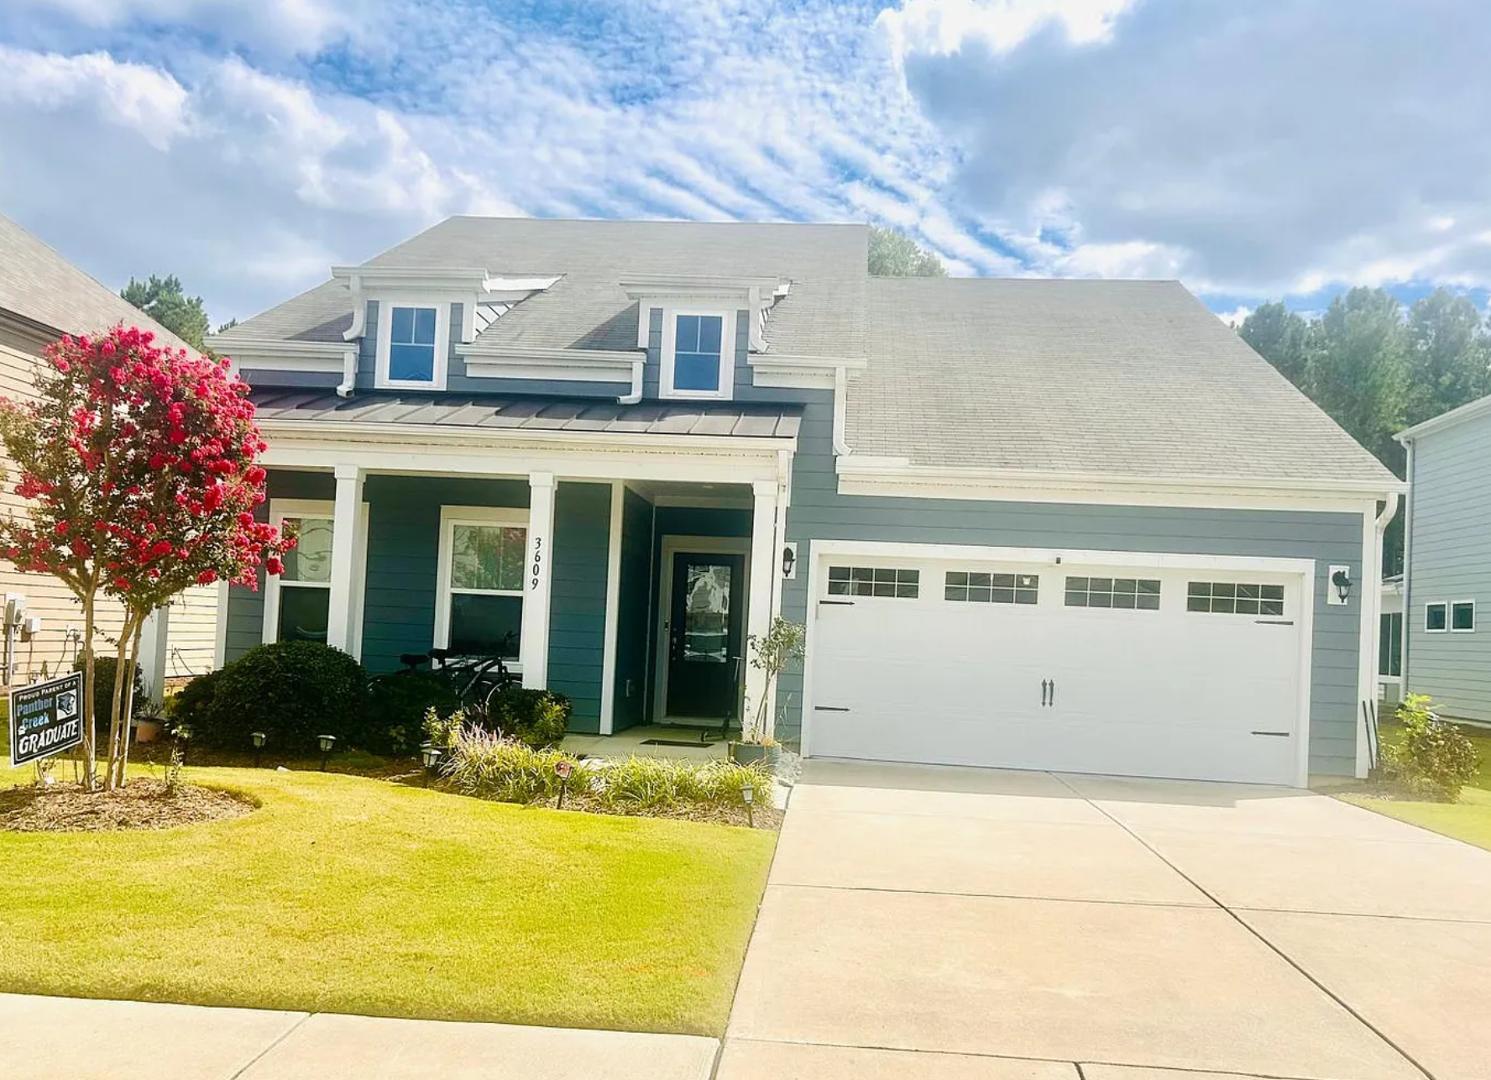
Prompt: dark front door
<box><xmin>666</xmin><ymin>552</ymin><xmax>746</xmax><ymax>720</ymax></box>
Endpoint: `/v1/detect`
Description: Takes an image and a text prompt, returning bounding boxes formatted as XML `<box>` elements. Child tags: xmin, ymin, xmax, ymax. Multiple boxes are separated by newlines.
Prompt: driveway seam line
<box><xmin>769</xmin><ymin>881</ymin><xmax>1211</xmax><ymax>909</ymax></box>
<box><xmin>1050</xmin><ymin>772</ymin><xmax>1437</xmax><ymax>1080</ymax></box>
<box><xmin>227</xmin><ymin>1009</ymin><xmax>315</xmax><ymax>1080</ymax></box>
<box><xmin>1234</xmin><ymin>904</ymin><xmax>1491</xmax><ymax>925</ymax></box>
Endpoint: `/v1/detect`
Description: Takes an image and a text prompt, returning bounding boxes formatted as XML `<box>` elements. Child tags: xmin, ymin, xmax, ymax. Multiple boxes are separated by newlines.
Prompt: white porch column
<box><xmin>520</xmin><ymin>472</ymin><xmax>557</xmax><ymax>689</ymax></box>
<box><xmin>745</xmin><ymin>478</ymin><xmax>780</xmax><ymax>737</ymax></box>
<box><xmin>138</xmin><ymin>606</ymin><xmax>170</xmax><ymax>705</ymax></box>
<box><xmin>326</xmin><ymin>464</ymin><xmax>365</xmax><ymax>656</ymax></box>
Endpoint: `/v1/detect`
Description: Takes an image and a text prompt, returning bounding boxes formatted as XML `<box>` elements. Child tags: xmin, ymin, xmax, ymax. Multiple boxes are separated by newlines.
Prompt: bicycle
<box><xmin>390</xmin><ymin>632</ymin><xmax>521</xmax><ymax>715</ymax></box>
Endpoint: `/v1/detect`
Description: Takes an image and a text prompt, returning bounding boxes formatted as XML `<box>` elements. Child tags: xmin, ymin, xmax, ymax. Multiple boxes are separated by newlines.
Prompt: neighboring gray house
<box><xmin>209</xmin><ymin>217</ymin><xmax>1402</xmax><ymax>785</ymax></box>
<box><xmin>1396</xmin><ymin>395</ymin><xmax>1491</xmax><ymax>724</ymax></box>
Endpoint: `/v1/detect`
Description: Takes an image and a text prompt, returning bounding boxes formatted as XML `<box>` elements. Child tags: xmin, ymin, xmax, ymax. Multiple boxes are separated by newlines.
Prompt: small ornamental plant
<box><xmin>0</xmin><ymin>325</ymin><xmax>293</xmax><ymax>791</ymax></box>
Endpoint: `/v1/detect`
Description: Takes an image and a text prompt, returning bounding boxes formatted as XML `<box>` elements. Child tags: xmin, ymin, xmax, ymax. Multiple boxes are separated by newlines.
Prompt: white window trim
<box><xmin>375</xmin><ymin>297</ymin><xmax>450</xmax><ymax>390</ymax></box>
<box><xmin>1451</xmin><ymin>599</ymin><xmax>1476</xmax><ymax>633</ymax></box>
<box><xmin>433</xmin><ymin>505</ymin><xmax>528</xmax><ymax>662</ymax></box>
<box><xmin>263</xmin><ymin>498</ymin><xmax>368</xmax><ymax>656</ymax></box>
<box><xmin>660</xmin><ymin>307</ymin><xmax>735</xmax><ymax>401</ymax></box>
<box><xmin>1425</xmin><ymin>601</ymin><xmax>1449</xmax><ymax>633</ymax></box>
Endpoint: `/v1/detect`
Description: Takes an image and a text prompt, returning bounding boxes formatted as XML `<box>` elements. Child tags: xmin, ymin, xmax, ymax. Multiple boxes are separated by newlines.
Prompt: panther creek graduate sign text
<box><xmin>9</xmin><ymin>671</ymin><xmax>84</xmax><ymax>767</ymax></box>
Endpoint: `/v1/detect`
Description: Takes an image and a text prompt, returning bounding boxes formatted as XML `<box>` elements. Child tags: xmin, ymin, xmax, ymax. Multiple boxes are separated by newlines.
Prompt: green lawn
<box><xmin>0</xmin><ymin>758</ymin><xmax>776</xmax><ymax>1035</ymax></box>
<box><xmin>1337</xmin><ymin>715</ymin><xmax>1491</xmax><ymax>851</ymax></box>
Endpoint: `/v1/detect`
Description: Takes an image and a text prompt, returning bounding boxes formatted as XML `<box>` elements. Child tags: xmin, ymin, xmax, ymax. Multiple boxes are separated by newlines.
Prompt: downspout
<box><xmin>1363</xmin><ymin>490</ymin><xmax>1400</xmax><ymax>777</ymax></box>
<box><xmin>338</xmin><ymin>274</ymin><xmax>365</xmax><ymax>399</ymax></box>
<box><xmin>831</xmin><ymin>365</ymin><xmax>850</xmax><ymax>456</ymax></box>
<box><xmin>617</xmin><ymin>358</ymin><xmax>644</xmax><ymax>405</ymax></box>
<box><xmin>336</xmin><ymin>347</ymin><xmax>357</xmax><ymax>399</ymax></box>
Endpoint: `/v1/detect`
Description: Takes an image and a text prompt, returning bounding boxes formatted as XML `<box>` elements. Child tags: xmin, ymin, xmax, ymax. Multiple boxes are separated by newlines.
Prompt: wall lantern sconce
<box><xmin>1329</xmin><ymin>565</ymin><xmax>1354</xmax><ymax>606</ymax></box>
<box><xmin>781</xmin><ymin>542</ymin><xmax>798</xmax><ymax>580</ymax></box>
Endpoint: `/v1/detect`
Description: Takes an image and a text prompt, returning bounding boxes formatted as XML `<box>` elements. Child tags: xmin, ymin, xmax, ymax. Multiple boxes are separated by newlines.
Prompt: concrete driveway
<box><xmin>723</xmin><ymin>761</ymin><xmax>1491</xmax><ymax>1080</ymax></box>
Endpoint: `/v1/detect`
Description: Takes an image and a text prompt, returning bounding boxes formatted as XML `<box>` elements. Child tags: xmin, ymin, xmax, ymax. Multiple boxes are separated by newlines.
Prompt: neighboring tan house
<box><xmin>208</xmin><ymin>216</ymin><xmax>1402</xmax><ymax>786</ymax></box>
<box><xmin>0</xmin><ymin>212</ymin><xmax>219</xmax><ymax>694</ymax></box>
<box><xmin>1395</xmin><ymin>395</ymin><xmax>1491</xmax><ymax>724</ymax></box>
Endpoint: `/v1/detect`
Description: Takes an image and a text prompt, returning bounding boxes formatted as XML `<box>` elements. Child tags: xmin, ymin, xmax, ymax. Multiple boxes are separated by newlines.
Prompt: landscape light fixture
<box><xmin>741</xmin><ymin>783</ymin><xmax>755</xmax><ymax>828</ymax></box>
<box><xmin>1331</xmin><ymin>567</ymin><xmax>1354</xmax><ymax>604</ymax></box>
<box><xmin>420</xmin><ymin>743</ymin><xmax>442</xmax><ymax>785</ymax></box>
<box><xmin>317</xmin><ymin>734</ymin><xmax>337</xmax><ymax>772</ymax></box>
<box><xmin>250</xmin><ymin>731</ymin><xmax>267</xmax><ymax>768</ymax></box>
<box><xmin>555</xmin><ymin>758</ymin><xmax>574</xmax><ymax>809</ymax></box>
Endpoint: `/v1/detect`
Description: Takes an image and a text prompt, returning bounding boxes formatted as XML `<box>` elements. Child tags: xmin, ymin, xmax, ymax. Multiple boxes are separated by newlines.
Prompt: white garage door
<box><xmin>806</xmin><ymin>551</ymin><xmax>1308</xmax><ymax>786</ymax></box>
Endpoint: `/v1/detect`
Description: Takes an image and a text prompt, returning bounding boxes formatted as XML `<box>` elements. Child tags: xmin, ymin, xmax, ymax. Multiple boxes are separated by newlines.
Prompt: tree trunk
<box><xmin>103</xmin><ymin>613</ymin><xmax>143</xmax><ymax>792</ymax></box>
<box><xmin>79</xmin><ymin>591</ymin><xmax>98</xmax><ymax>792</ymax></box>
<box><xmin>112</xmin><ymin>621</ymin><xmax>144</xmax><ymax>789</ymax></box>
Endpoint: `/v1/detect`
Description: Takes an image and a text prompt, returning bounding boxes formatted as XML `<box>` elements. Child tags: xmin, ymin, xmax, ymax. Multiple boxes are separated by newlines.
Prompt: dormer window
<box><xmin>662</xmin><ymin>308</ymin><xmax>735</xmax><ymax>399</ymax></box>
<box><xmin>375</xmin><ymin>300</ymin><xmax>448</xmax><ymax>389</ymax></box>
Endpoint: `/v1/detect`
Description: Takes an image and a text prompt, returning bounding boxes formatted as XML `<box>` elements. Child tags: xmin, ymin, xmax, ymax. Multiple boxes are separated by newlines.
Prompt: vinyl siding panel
<box><xmin>1404</xmin><ymin>413</ymin><xmax>1491</xmax><ymax>722</ymax></box>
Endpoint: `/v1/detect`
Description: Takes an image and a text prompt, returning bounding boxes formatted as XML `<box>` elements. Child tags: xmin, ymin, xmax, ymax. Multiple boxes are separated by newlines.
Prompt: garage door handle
<box><xmin>814</xmin><ymin>705</ymin><xmax>850</xmax><ymax>712</ymax></box>
<box><xmin>1250</xmin><ymin>730</ymin><xmax>1290</xmax><ymax>737</ymax></box>
<box><xmin>1049</xmin><ymin>679</ymin><xmax>1055</xmax><ymax>707</ymax></box>
<box><xmin>818</xmin><ymin>599</ymin><xmax>855</xmax><ymax>606</ymax></box>
<box><xmin>1041</xmin><ymin>679</ymin><xmax>1049</xmax><ymax>707</ymax></box>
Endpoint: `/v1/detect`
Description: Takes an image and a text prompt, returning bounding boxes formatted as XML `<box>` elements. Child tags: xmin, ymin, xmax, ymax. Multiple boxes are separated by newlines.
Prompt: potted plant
<box><xmin>730</xmin><ymin>616</ymin><xmax>805</xmax><ymax>766</ymax></box>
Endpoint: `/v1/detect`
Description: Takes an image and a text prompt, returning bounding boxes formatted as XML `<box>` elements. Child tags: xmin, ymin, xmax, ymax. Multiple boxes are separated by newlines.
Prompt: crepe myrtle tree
<box><xmin>0</xmin><ymin>325</ymin><xmax>293</xmax><ymax>790</ymax></box>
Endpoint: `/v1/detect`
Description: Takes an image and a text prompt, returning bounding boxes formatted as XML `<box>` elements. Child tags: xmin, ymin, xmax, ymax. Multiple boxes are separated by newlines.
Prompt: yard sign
<box><xmin>8</xmin><ymin>671</ymin><xmax>84</xmax><ymax>767</ymax></box>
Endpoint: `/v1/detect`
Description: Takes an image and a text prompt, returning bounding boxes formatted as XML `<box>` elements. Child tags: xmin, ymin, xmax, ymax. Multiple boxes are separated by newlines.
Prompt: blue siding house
<box><xmin>209</xmin><ymin>218</ymin><xmax>1401</xmax><ymax>785</ymax></box>
<box><xmin>1396</xmin><ymin>395</ymin><xmax>1491</xmax><ymax>724</ymax></box>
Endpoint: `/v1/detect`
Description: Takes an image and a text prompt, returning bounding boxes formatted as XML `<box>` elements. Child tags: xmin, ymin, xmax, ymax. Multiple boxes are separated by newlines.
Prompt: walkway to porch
<box><xmin>563</xmin><ymin>723</ymin><xmax>731</xmax><ymax>763</ymax></box>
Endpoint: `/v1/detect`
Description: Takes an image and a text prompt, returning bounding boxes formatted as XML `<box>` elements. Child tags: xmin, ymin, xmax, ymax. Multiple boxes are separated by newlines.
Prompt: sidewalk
<box><xmin>0</xmin><ymin>994</ymin><xmax>719</xmax><ymax>1080</ymax></box>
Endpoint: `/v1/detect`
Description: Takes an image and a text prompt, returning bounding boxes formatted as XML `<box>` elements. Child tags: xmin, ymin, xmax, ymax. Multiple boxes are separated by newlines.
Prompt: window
<box><xmin>1186</xmin><ymin>581</ymin><xmax>1285</xmax><ymax>616</ymax></box>
<box><xmin>376</xmin><ymin>301</ymin><xmax>446</xmax><ymax>388</ymax></box>
<box><xmin>1066</xmin><ymin>576</ymin><xmax>1160</xmax><ymax>610</ymax></box>
<box><xmin>945</xmin><ymin>571</ymin><xmax>1038</xmax><ymax>604</ymax></box>
<box><xmin>827</xmin><ymin>565</ymin><xmax>919</xmax><ymax>599</ymax></box>
<box><xmin>1426</xmin><ymin>601</ymin><xmax>1448</xmax><ymax>633</ymax></box>
<box><xmin>1379</xmin><ymin>611</ymin><xmax>1403</xmax><ymax>677</ymax></box>
<box><xmin>1452</xmin><ymin>600</ymin><xmax>1476</xmax><ymax>633</ymax></box>
<box><xmin>436</xmin><ymin>507</ymin><xmax>527</xmax><ymax>658</ymax></box>
<box><xmin>662</xmin><ymin>309</ymin><xmax>734</xmax><ymax>398</ymax></box>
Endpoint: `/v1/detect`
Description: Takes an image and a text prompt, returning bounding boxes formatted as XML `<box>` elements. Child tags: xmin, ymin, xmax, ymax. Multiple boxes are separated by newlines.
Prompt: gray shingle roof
<box><xmin>249</xmin><ymin>389</ymin><xmax>802</xmax><ymax>440</ymax></box>
<box><xmin>216</xmin><ymin>217</ymin><xmax>868</xmax><ymax>359</ymax></box>
<box><xmin>0</xmin><ymin>212</ymin><xmax>192</xmax><ymax>352</ymax></box>
<box><xmin>849</xmin><ymin>278</ymin><xmax>1397</xmax><ymax>486</ymax></box>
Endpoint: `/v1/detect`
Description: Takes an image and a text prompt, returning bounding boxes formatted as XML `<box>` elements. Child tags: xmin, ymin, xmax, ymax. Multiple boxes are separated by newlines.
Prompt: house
<box><xmin>1394</xmin><ymin>395</ymin><xmax>1491</xmax><ymax>724</ymax></box>
<box><xmin>0</xmin><ymin>212</ymin><xmax>219</xmax><ymax>696</ymax></box>
<box><xmin>209</xmin><ymin>217</ymin><xmax>1402</xmax><ymax>786</ymax></box>
<box><xmin>1379</xmin><ymin>573</ymin><xmax>1404</xmax><ymax>707</ymax></box>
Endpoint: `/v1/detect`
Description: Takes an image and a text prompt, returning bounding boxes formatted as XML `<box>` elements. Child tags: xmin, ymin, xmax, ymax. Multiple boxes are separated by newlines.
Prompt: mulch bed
<box><xmin>0</xmin><ymin>779</ymin><xmax>256</xmax><ymax>833</ymax></box>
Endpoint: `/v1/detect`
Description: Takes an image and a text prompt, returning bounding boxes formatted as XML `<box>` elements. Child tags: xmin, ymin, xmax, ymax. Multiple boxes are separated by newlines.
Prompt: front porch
<box><xmin>219</xmin><ymin>392</ymin><xmax>799</xmax><ymax>743</ymax></box>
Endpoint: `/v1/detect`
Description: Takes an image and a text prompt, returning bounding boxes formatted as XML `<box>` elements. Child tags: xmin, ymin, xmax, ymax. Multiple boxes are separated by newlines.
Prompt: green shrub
<box><xmin>1383</xmin><ymin>693</ymin><xmax>1480</xmax><ymax>801</ymax></box>
<box><xmin>595</xmin><ymin>757</ymin><xmax>769</xmax><ymax>812</ymax></box>
<box><xmin>479</xmin><ymin>686</ymin><xmax>571</xmax><ymax>748</ymax></box>
<box><xmin>441</xmin><ymin>728</ymin><xmax>579</xmax><ymax>804</ymax></box>
<box><xmin>190</xmin><ymin>641</ymin><xmax>367</xmax><ymax>753</ymax></box>
<box><xmin>364</xmin><ymin>671</ymin><xmax>461</xmax><ymax>754</ymax></box>
<box><xmin>422</xmin><ymin>705</ymin><xmax>464</xmax><ymax>751</ymax></box>
<box><xmin>168</xmin><ymin>667</ymin><xmax>223</xmax><ymax>735</ymax></box>
<box><xmin>74</xmin><ymin>654</ymin><xmax>145</xmax><ymax>731</ymax></box>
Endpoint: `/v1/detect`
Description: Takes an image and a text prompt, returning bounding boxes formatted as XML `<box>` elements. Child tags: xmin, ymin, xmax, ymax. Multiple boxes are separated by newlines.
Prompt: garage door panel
<box><xmin>808</xmin><ymin>555</ymin><xmax>1305</xmax><ymax>786</ymax></box>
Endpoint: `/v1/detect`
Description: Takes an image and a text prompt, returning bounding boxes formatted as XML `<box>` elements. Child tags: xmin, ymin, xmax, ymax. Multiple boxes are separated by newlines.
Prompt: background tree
<box><xmin>868</xmin><ymin>226</ymin><xmax>947</xmax><ymax>277</ymax></box>
<box><xmin>0</xmin><ymin>325</ymin><xmax>292</xmax><ymax>790</ymax></box>
<box><xmin>121</xmin><ymin>274</ymin><xmax>211</xmax><ymax>352</ymax></box>
<box><xmin>1239</xmin><ymin>286</ymin><xmax>1491</xmax><ymax>573</ymax></box>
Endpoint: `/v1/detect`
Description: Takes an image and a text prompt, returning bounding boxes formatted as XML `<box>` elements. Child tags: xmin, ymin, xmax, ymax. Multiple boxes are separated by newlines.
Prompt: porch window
<box><xmin>436</xmin><ymin>506</ymin><xmax>526</xmax><ymax>659</ymax></box>
<box><xmin>264</xmin><ymin>500</ymin><xmax>335</xmax><ymax>644</ymax></box>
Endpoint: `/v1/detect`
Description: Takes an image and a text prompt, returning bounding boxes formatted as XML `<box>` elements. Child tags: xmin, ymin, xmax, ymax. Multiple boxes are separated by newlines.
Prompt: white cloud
<box><xmin>1215</xmin><ymin>306</ymin><xmax>1251</xmax><ymax>328</ymax></box>
<box><xmin>0</xmin><ymin>46</ymin><xmax>188</xmax><ymax>149</ymax></box>
<box><xmin>8</xmin><ymin>0</ymin><xmax>358</xmax><ymax>54</ymax></box>
<box><xmin>879</xmin><ymin>0</ymin><xmax>1136</xmax><ymax>62</ymax></box>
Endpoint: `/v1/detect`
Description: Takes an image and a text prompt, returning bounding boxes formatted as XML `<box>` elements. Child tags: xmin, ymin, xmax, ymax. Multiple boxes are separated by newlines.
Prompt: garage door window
<box><xmin>1065</xmin><ymin>576</ymin><xmax>1160</xmax><ymax>610</ymax></box>
<box><xmin>945</xmin><ymin>571</ymin><xmax>1038</xmax><ymax>604</ymax></box>
<box><xmin>1187</xmin><ymin>581</ymin><xmax>1284</xmax><ymax>616</ymax></box>
<box><xmin>827</xmin><ymin>565</ymin><xmax>919</xmax><ymax>599</ymax></box>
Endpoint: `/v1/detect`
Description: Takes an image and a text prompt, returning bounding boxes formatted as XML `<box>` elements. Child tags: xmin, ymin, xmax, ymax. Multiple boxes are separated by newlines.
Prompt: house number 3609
<box><xmin>530</xmin><ymin>536</ymin><xmax>543</xmax><ymax>590</ymax></box>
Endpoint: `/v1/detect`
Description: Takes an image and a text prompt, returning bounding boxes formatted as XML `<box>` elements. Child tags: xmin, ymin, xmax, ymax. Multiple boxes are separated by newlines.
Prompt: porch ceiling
<box><xmin>249</xmin><ymin>389</ymin><xmax>802</xmax><ymax>440</ymax></box>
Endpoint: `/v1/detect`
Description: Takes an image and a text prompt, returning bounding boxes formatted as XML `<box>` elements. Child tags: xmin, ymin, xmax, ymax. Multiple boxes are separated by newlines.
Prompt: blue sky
<box><xmin>1</xmin><ymin>0</ymin><xmax>1488</xmax><ymax>327</ymax></box>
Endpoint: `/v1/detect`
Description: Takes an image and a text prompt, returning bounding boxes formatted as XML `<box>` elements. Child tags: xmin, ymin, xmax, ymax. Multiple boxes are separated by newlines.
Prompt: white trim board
<box><xmin>797</xmin><ymin>539</ymin><xmax>1316</xmax><ymax>789</ymax></box>
<box><xmin>652</xmin><ymin>535</ymin><xmax>752</xmax><ymax>725</ymax></box>
<box><xmin>599</xmin><ymin>482</ymin><xmax>624</xmax><ymax>734</ymax></box>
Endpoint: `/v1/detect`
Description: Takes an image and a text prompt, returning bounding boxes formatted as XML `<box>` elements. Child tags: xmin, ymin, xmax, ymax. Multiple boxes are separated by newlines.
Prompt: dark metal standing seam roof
<box><xmin>248</xmin><ymin>389</ymin><xmax>802</xmax><ymax>440</ymax></box>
